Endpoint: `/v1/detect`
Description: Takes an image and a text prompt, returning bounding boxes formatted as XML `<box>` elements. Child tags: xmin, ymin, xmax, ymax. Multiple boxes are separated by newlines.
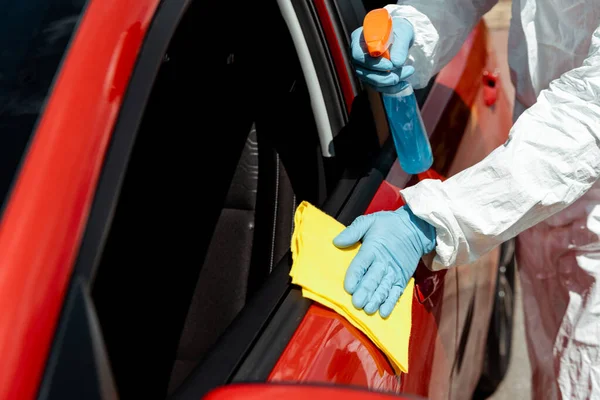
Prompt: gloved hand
<box><xmin>333</xmin><ymin>206</ymin><xmax>436</xmax><ymax>318</ymax></box>
<box><xmin>351</xmin><ymin>17</ymin><xmax>415</xmax><ymax>94</ymax></box>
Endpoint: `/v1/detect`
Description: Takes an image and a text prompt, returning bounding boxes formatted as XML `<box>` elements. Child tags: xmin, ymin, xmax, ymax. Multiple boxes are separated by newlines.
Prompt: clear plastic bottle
<box><xmin>382</xmin><ymin>82</ymin><xmax>433</xmax><ymax>174</ymax></box>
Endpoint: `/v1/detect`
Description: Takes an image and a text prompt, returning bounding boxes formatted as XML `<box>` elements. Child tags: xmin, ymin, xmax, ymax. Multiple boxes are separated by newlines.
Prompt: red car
<box><xmin>0</xmin><ymin>0</ymin><xmax>515</xmax><ymax>399</ymax></box>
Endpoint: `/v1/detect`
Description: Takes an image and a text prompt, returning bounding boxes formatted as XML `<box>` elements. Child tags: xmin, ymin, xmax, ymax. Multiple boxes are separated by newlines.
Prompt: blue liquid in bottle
<box><xmin>382</xmin><ymin>83</ymin><xmax>433</xmax><ymax>174</ymax></box>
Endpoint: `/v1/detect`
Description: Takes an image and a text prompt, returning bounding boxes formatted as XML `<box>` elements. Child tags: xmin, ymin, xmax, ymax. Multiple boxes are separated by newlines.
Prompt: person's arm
<box><xmin>384</xmin><ymin>0</ymin><xmax>499</xmax><ymax>89</ymax></box>
<box><xmin>402</xmin><ymin>26</ymin><xmax>600</xmax><ymax>269</ymax></box>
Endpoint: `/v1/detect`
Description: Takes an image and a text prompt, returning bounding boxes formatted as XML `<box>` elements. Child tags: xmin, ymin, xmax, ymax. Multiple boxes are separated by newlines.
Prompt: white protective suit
<box><xmin>384</xmin><ymin>0</ymin><xmax>600</xmax><ymax>398</ymax></box>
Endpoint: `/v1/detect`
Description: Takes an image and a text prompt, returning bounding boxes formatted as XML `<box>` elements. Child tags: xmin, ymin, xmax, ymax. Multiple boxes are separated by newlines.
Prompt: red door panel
<box><xmin>204</xmin><ymin>383</ymin><xmax>425</xmax><ymax>400</ymax></box>
<box><xmin>269</xmin><ymin>305</ymin><xmax>401</xmax><ymax>390</ymax></box>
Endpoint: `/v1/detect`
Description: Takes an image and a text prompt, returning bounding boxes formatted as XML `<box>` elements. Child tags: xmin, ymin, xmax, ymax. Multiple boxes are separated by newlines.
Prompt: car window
<box><xmin>0</xmin><ymin>0</ymin><xmax>88</xmax><ymax>211</ymax></box>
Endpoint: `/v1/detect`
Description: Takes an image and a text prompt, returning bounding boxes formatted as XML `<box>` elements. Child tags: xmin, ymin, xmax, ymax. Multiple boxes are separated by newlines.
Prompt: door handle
<box><xmin>483</xmin><ymin>70</ymin><xmax>499</xmax><ymax>107</ymax></box>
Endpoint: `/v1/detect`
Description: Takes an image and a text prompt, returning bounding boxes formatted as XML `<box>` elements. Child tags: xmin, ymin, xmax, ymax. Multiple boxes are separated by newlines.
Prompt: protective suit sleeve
<box><xmin>384</xmin><ymin>0</ymin><xmax>498</xmax><ymax>89</ymax></box>
<box><xmin>401</xmin><ymin>25</ymin><xmax>600</xmax><ymax>269</ymax></box>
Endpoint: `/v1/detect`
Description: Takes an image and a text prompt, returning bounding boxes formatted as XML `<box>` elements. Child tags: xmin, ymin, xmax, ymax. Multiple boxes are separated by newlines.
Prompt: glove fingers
<box><xmin>389</xmin><ymin>19</ymin><xmax>414</xmax><ymax>68</ymax></box>
<box><xmin>343</xmin><ymin>248</ymin><xmax>375</xmax><ymax>294</ymax></box>
<box><xmin>398</xmin><ymin>65</ymin><xmax>415</xmax><ymax>80</ymax></box>
<box><xmin>389</xmin><ymin>42</ymin><xmax>409</xmax><ymax>69</ymax></box>
<box><xmin>354</xmin><ymin>66</ymin><xmax>415</xmax><ymax>89</ymax></box>
<box><xmin>351</xmin><ymin>261</ymin><xmax>386</xmax><ymax>310</ymax></box>
<box><xmin>350</xmin><ymin>26</ymin><xmax>362</xmax><ymax>42</ymax></box>
<box><xmin>379</xmin><ymin>285</ymin><xmax>404</xmax><ymax>318</ymax></box>
<box><xmin>333</xmin><ymin>215</ymin><xmax>373</xmax><ymax>248</ymax></box>
<box><xmin>351</xmin><ymin>27</ymin><xmax>395</xmax><ymax>72</ymax></box>
<box><xmin>363</xmin><ymin>265</ymin><xmax>395</xmax><ymax>315</ymax></box>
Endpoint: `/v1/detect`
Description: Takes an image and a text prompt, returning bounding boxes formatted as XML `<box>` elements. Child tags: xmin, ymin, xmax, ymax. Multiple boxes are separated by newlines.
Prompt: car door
<box><xmin>168</xmin><ymin>0</ymin><xmax>460</xmax><ymax>398</ymax></box>
<box><xmin>233</xmin><ymin>0</ymin><xmax>459</xmax><ymax>396</ymax></box>
<box><xmin>169</xmin><ymin>1</ymin><xmax>514</xmax><ymax>400</ymax></box>
<box><xmin>165</xmin><ymin>0</ymin><xmax>426</xmax><ymax>398</ymax></box>
<box><xmin>30</xmin><ymin>0</ymin><xmax>390</xmax><ymax>398</ymax></box>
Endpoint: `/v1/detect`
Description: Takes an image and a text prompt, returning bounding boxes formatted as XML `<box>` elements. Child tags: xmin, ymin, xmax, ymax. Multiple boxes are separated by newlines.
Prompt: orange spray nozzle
<box><xmin>363</xmin><ymin>8</ymin><xmax>393</xmax><ymax>59</ymax></box>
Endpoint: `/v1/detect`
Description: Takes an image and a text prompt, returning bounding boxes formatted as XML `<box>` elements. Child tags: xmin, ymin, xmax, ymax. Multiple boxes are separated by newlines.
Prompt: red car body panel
<box><xmin>0</xmin><ymin>1</ymin><xmax>159</xmax><ymax>398</ymax></box>
<box><xmin>269</xmin><ymin>20</ymin><xmax>512</xmax><ymax>399</ymax></box>
<box><xmin>204</xmin><ymin>383</ymin><xmax>420</xmax><ymax>400</ymax></box>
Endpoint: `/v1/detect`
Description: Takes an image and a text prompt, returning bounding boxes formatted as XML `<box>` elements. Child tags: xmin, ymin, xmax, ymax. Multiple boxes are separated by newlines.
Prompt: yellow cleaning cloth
<box><xmin>289</xmin><ymin>201</ymin><xmax>413</xmax><ymax>374</ymax></box>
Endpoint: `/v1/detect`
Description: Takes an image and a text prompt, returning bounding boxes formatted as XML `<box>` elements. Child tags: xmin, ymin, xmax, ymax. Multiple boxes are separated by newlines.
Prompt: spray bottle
<box><xmin>363</xmin><ymin>8</ymin><xmax>433</xmax><ymax>175</ymax></box>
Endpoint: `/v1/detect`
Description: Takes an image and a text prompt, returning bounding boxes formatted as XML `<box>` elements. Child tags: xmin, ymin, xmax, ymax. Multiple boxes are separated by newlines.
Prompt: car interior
<box><xmin>88</xmin><ymin>0</ymin><xmax>382</xmax><ymax>398</ymax></box>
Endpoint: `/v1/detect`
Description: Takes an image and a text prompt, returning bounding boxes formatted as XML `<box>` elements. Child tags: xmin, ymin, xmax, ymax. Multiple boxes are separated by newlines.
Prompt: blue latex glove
<box><xmin>333</xmin><ymin>206</ymin><xmax>436</xmax><ymax>318</ymax></box>
<box><xmin>351</xmin><ymin>17</ymin><xmax>415</xmax><ymax>94</ymax></box>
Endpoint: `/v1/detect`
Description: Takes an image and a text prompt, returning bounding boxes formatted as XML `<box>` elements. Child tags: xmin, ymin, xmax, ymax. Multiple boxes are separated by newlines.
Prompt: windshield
<box><xmin>0</xmin><ymin>0</ymin><xmax>88</xmax><ymax>211</ymax></box>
